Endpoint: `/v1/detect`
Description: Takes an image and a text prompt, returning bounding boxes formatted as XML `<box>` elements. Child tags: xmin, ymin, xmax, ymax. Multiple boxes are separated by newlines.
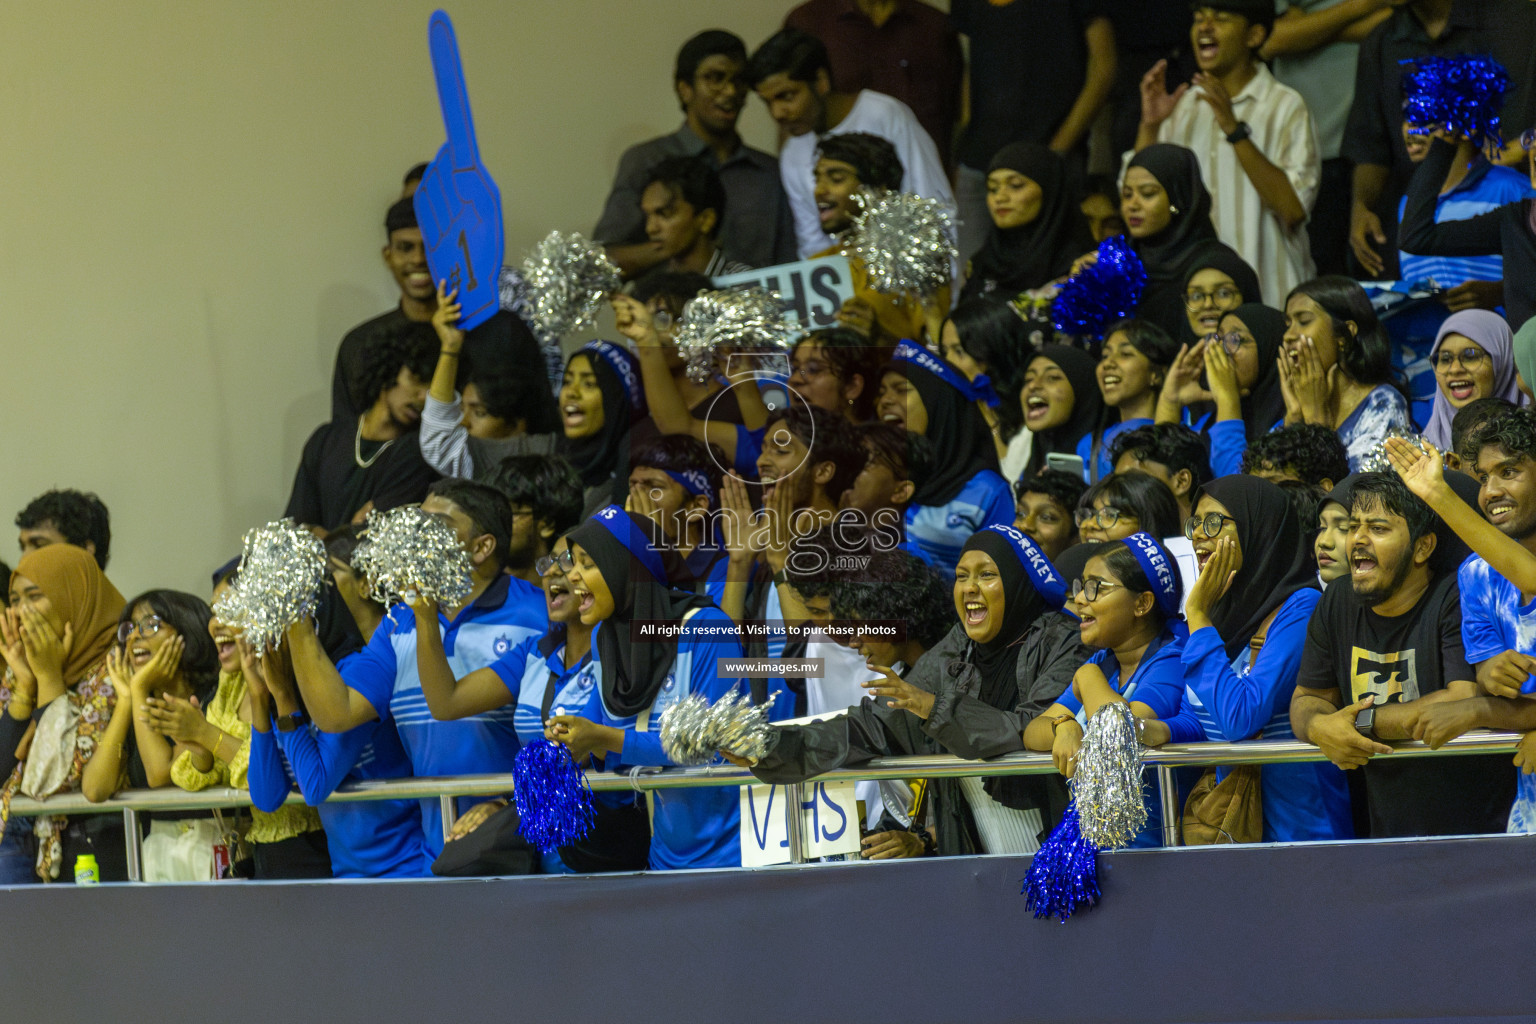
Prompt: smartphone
<box><xmin>1045</xmin><ymin>452</ymin><xmax>1086</xmax><ymax>480</ymax></box>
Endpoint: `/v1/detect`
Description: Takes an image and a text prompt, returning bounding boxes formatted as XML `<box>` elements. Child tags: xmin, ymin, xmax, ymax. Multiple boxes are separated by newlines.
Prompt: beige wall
<box><xmin>0</xmin><ymin>0</ymin><xmax>793</xmax><ymax>598</ymax></box>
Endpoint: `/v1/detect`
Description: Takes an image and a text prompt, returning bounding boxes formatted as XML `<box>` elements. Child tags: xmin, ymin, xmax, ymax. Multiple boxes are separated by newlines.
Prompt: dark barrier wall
<box><xmin>3</xmin><ymin>834</ymin><xmax>1535</xmax><ymax>1024</ymax></box>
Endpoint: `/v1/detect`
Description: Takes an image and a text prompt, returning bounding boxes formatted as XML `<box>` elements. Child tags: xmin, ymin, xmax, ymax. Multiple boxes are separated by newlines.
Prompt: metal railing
<box><xmin>5</xmin><ymin>731</ymin><xmax>1522</xmax><ymax>879</ymax></box>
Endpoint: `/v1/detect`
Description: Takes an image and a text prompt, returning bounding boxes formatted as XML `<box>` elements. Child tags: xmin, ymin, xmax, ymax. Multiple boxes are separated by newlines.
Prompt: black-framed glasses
<box><xmin>1204</xmin><ymin>330</ymin><xmax>1249</xmax><ymax>355</ymax></box>
<box><xmin>536</xmin><ymin>549</ymin><xmax>575</xmax><ymax>578</ymax></box>
<box><xmin>1070</xmin><ymin>577</ymin><xmax>1124</xmax><ymax>602</ymax></box>
<box><xmin>1184</xmin><ymin>512</ymin><xmax>1238</xmax><ymax>539</ymax></box>
<box><xmin>1075</xmin><ymin>505</ymin><xmax>1131</xmax><ymax>530</ymax></box>
<box><xmin>1435</xmin><ymin>346</ymin><xmax>1486</xmax><ymax>369</ymax></box>
<box><xmin>116</xmin><ymin>615</ymin><xmax>164</xmax><ymax>645</ymax></box>
<box><xmin>1184</xmin><ymin>286</ymin><xmax>1241</xmax><ymax>307</ymax></box>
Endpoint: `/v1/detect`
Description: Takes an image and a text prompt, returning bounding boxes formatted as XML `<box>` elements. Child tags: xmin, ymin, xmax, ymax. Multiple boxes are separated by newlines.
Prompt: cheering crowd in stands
<box><xmin>5</xmin><ymin>0</ymin><xmax>1536</xmax><ymax>882</ymax></box>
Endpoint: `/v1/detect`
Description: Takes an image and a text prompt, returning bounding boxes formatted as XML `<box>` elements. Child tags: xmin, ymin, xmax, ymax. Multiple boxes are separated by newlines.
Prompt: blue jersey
<box><xmin>1177</xmin><ymin>588</ymin><xmax>1353</xmax><ymax>842</ymax></box>
<box><xmin>580</xmin><ymin>605</ymin><xmax>747</xmax><ymax>870</ymax></box>
<box><xmin>904</xmin><ymin>470</ymin><xmax>1014</xmax><ymax>578</ymax></box>
<box><xmin>1056</xmin><ymin>632</ymin><xmax>1186</xmax><ymax>848</ymax></box>
<box><xmin>1397</xmin><ymin>159</ymin><xmax>1535</xmax><ymax>289</ymax></box>
<box><xmin>342</xmin><ymin>574</ymin><xmax>546</xmax><ymax>855</ymax></box>
<box><xmin>1458</xmin><ymin>555</ymin><xmax>1535</xmax><ymax>833</ymax></box>
<box><xmin>1076</xmin><ymin>417</ymin><xmax>1153</xmax><ymax>483</ymax></box>
<box><xmin>489</xmin><ymin>629</ymin><xmax>598</xmax><ymax>747</ymax></box>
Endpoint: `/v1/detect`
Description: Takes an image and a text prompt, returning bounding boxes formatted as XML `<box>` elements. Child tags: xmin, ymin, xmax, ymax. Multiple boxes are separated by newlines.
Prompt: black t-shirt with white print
<box><xmin>1298</xmin><ymin>572</ymin><xmax>1515</xmax><ymax>838</ymax></box>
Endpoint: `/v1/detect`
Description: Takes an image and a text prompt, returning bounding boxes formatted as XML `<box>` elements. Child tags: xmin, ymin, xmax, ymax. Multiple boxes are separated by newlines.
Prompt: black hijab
<box><xmin>1200</xmin><ymin>475</ymin><xmax>1320</xmax><ymax>659</ymax></box>
<box><xmin>1124</xmin><ymin>144</ymin><xmax>1226</xmax><ymax>335</ymax></box>
<box><xmin>893</xmin><ymin>342</ymin><xmax>1002</xmax><ymax>505</ymax></box>
<box><xmin>1225</xmin><ymin>303</ymin><xmax>1287</xmax><ymax>442</ymax></box>
<box><xmin>963</xmin><ymin>142</ymin><xmax>1091</xmax><ymax>301</ymax></box>
<box><xmin>961</xmin><ymin>526</ymin><xmax>1069</xmax><ymax>711</ymax></box>
<box><xmin>1023</xmin><ymin>345</ymin><xmax>1105</xmax><ymax>478</ymax></box>
<box><xmin>559</xmin><ymin>341</ymin><xmax>646</xmax><ymax>494</ymax></box>
<box><xmin>1178</xmin><ymin>247</ymin><xmax>1264</xmax><ymax>344</ymax></box>
<box><xmin>568</xmin><ymin>506</ymin><xmax>711</xmax><ymax>718</ymax></box>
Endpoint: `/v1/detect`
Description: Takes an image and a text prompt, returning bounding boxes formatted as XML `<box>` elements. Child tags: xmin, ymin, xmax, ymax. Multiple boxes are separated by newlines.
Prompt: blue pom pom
<box><xmin>1401</xmin><ymin>54</ymin><xmax>1510</xmax><ymax>152</ymax></box>
<box><xmin>1051</xmin><ymin>236</ymin><xmax>1148</xmax><ymax>339</ymax></box>
<box><xmin>512</xmin><ymin>740</ymin><xmax>597</xmax><ymax>853</ymax></box>
<box><xmin>1021</xmin><ymin>801</ymin><xmax>1101</xmax><ymax>922</ymax></box>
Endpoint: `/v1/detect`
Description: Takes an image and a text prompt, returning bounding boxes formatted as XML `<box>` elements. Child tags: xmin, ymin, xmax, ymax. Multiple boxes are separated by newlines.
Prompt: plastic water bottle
<box><xmin>73</xmin><ymin>853</ymin><xmax>100</xmax><ymax>886</ymax></box>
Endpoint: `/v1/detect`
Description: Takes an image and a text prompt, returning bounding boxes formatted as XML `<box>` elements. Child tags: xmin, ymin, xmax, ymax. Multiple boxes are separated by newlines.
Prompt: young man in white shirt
<box><xmin>745</xmin><ymin>27</ymin><xmax>955</xmax><ymax>259</ymax></box>
<box><xmin>1134</xmin><ymin>1</ymin><xmax>1319</xmax><ymax>304</ymax></box>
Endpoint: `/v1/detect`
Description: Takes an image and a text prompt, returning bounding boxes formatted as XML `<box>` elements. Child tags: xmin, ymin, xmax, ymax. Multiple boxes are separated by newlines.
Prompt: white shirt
<box><xmin>1128</xmin><ymin>64</ymin><xmax>1320</xmax><ymax>306</ymax></box>
<box><xmin>781</xmin><ymin>90</ymin><xmax>957</xmax><ymax>258</ymax></box>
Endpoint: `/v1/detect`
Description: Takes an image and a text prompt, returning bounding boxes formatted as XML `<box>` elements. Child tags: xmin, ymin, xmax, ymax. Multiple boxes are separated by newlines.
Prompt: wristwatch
<box><xmin>275</xmin><ymin>709</ymin><xmax>308</xmax><ymax>733</ymax></box>
<box><xmin>1225</xmin><ymin>121</ymin><xmax>1252</xmax><ymax>145</ymax></box>
<box><xmin>1354</xmin><ymin>705</ymin><xmax>1377</xmax><ymax>739</ymax></box>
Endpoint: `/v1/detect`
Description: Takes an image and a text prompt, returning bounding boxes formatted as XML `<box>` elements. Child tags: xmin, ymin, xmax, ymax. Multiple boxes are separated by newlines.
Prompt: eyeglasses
<box><xmin>116</xmin><ymin>615</ymin><xmax>164</xmax><ymax>645</ymax></box>
<box><xmin>1070</xmin><ymin>577</ymin><xmax>1124</xmax><ymax>602</ymax></box>
<box><xmin>1184</xmin><ymin>286</ymin><xmax>1242</xmax><ymax>307</ymax></box>
<box><xmin>536</xmin><ymin>549</ymin><xmax>575</xmax><ymax>577</ymax></box>
<box><xmin>650</xmin><ymin>308</ymin><xmax>675</xmax><ymax>332</ymax></box>
<box><xmin>1204</xmin><ymin>330</ymin><xmax>1249</xmax><ymax>355</ymax></box>
<box><xmin>1183</xmin><ymin>512</ymin><xmax>1238</xmax><ymax>539</ymax></box>
<box><xmin>1521</xmin><ymin>128</ymin><xmax>1536</xmax><ymax>152</ymax></box>
<box><xmin>1074</xmin><ymin>505</ymin><xmax>1132</xmax><ymax>530</ymax></box>
<box><xmin>1435</xmin><ymin>347</ymin><xmax>1486</xmax><ymax>370</ymax></box>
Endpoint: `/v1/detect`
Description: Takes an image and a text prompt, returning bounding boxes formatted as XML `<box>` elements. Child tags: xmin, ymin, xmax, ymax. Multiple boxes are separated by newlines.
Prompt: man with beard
<box><xmin>1291</xmin><ymin>472</ymin><xmax>1515</xmax><ymax>837</ymax></box>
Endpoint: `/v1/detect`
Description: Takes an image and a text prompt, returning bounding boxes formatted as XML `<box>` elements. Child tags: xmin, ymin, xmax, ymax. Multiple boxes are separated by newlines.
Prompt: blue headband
<box><xmin>978</xmin><ymin>524</ymin><xmax>1067</xmax><ymax>609</ymax></box>
<box><xmin>663</xmin><ymin>469</ymin><xmax>713</xmax><ymax>503</ymax></box>
<box><xmin>893</xmin><ymin>339</ymin><xmax>999</xmax><ymax>408</ymax></box>
<box><xmin>591</xmin><ymin>505</ymin><xmax>667</xmax><ymax>583</ymax></box>
<box><xmin>579</xmin><ymin>341</ymin><xmax>645</xmax><ymax>416</ymax></box>
<box><xmin>1123</xmin><ymin>531</ymin><xmax>1183</xmax><ymax>621</ymax></box>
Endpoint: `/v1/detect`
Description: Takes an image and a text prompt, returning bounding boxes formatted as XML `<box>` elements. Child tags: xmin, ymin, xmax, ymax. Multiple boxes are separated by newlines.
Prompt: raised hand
<box><xmin>1287</xmin><ymin>336</ymin><xmax>1332</xmax><ymax>426</ymax></box>
<box><xmin>718</xmin><ymin>475</ymin><xmax>759</xmax><ymax>565</ymax></box>
<box><xmin>139</xmin><ymin>693</ymin><xmax>209</xmax><ymax>747</ymax></box>
<box><xmin>835</xmin><ymin>297</ymin><xmax>876</xmax><ymax>340</ymax></box>
<box><xmin>130</xmin><ymin>635</ymin><xmax>184</xmax><ymax>696</ymax></box>
<box><xmin>1191</xmin><ymin>72</ymin><xmax>1238</xmax><ymax>134</ymax></box>
<box><xmin>1161</xmin><ymin>340</ymin><xmax>1213</xmax><ymax>409</ymax></box>
<box><xmin>1139</xmin><ymin>60</ymin><xmax>1189</xmax><ymax>129</ymax></box>
<box><xmin>1184</xmin><ymin>535</ymin><xmax>1238</xmax><ymax>624</ymax></box>
<box><xmin>431</xmin><ymin>282</ymin><xmax>465</xmax><ymax>353</ymax></box>
<box><xmin>0</xmin><ymin>609</ymin><xmax>36</xmax><ymax>699</ymax></box>
<box><xmin>105</xmin><ymin>646</ymin><xmax>134</xmax><ymax>705</ymax></box>
<box><xmin>611</xmin><ymin>294</ymin><xmax>658</xmax><ymax>348</ymax></box>
<box><xmin>1381</xmin><ymin>436</ymin><xmax>1444</xmax><ymax>502</ymax></box>
<box><xmin>412</xmin><ymin>11</ymin><xmax>503</xmax><ymax>330</ymax></box>
<box><xmin>18</xmin><ymin>605</ymin><xmax>72</xmax><ymax>693</ymax></box>
<box><xmin>1203</xmin><ymin>337</ymin><xmax>1242</xmax><ymax>409</ymax></box>
<box><xmin>543</xmin><ymin>714</ymin><xmax>622</xmax><ymax>764</ymax></box>
<box><xmin>861</xmin><ymin>665</ymin><xmax>936</xmax><ymax>720</ymax></box>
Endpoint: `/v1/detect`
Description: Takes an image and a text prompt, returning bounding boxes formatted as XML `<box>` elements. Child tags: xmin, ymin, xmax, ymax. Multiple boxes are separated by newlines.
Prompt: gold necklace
<box><xmin>354</xmin><ymin>415</ymin><xmax>395</xmax><ymax>469</ymax></box>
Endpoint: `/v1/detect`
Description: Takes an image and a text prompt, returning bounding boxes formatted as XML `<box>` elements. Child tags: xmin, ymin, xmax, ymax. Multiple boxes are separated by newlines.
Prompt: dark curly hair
<box><xmin>793</xmin><ymin>328</ymin><xmax>882</xmax><ymax>421</ymax></box>
<box><xmin>631</xmin><ymin>435</ymin><xmax>727</xmax><ymax>510</ymax></box>
<box><xmin>855</xmin><ymin>423</ymin><xmax>934</xmax><ymax>492</ymax></box>
<box><xmin>483</xmin><ymin>456</ymin><xmax>584</xmax><ymax>546</ymax></box>
<box><xmin>15</xmin><ymin>489</ymin><xmax>112</xmax><ymax>569</ymax></box>
<box><xmin>117</xmin><ymin>590</ymin><xmax>220</xmax><ymax>708</ymax></box>
<box><xmin>644</xmin><ymin>154</ymin><xmax>727</xmax><ymax>231</ymax></box>
<box><xmin>768</xmin><ymin>404</ymin><xmax>865</xmax><ymax>501</ymax></box>
<box><xmin>1349</xmin><ymin>472</ymin><xmax>1434</xmax><ymax>543</ymax></box>
<box><xmin>1110</xmin><ymin>422</ymin><xmax>1212</xmax><ymax>497</ymax></box>
<box><xmin>1459</xmin><ymin>400</ymin><xmax>1530</xmax><ymax>466</ymax></box>
<box><xmin>1014</xmin><ymin>468</ymin><xmax>1088</xmax><ymax>511</ymax></box>
<box><xmin>815</xmin><ymin>132</ymin><xmax>904</xmax><ymax>192</ymax></box>
<box><xmin>1241</xmin><ymin>423</ymin><xmax>1350</xmax><ymax>488</ymax></box>
<box><xmin>829</xmin><ymin>549</ymin><xmax>953</xmax><ymax>651</ymax></box>
<box><xmin>347</xmin><ymin>321</ymin><xmax>437</xmax><ymax>412</ymax></box>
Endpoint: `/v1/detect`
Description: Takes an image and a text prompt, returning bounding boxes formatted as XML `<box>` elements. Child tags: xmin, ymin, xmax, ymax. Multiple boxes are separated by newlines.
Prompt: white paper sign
<box><xmin>713</xmin><ymin>256</ymin><xmax>854</xmax><ymax>330</ymax></box>
<box><xmin>739</xmin><ymin>778</ymin><xmax>863</xmax><ymax>867</ymax></box>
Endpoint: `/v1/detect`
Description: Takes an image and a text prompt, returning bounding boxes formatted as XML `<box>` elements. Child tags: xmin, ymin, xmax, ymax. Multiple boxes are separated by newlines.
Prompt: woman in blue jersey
<box><xmin>544</xmin><ymin>506</ymin><xmax>747</xmax><ymax>870</ymax></box>
<box><xmin>875</xmin><ymin>339</ymin><xmax>1014</xmax><ymax>576</ymax></box>
<box><xmin>1077</xmin><ymin>319</ymin><xmax>1179</xmax><ymax>482</ymax></box>
<box><xmin>1176</xmin><ymin>474</ymin><xmax>1352</xmax><ymax>842</ymax></box>
<box><xmin>404</xmin><ymin>532</ymin><xmax>596</xmax><ymax>872</ymax></box>
<box><xmin>1023</xmin><ymin>532</ymin><xmax>1188</xmax><ymax>847</ymax></box>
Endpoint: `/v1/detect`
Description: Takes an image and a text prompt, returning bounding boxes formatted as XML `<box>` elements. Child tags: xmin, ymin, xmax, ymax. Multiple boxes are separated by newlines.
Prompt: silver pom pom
<box><xmin>213</xmin><ymin>520</ymin><xmax>328</xmax><ymax>652</ymax></box>
<box><xmin>519</xmin><ymin>230</ymin><xmax>622</xmax><ymax>345</ymax></box>
<box><xmin>1357</xmin><ymin>426</ymin><xmax>1433</xmax><ymax>475</ymax></box>
<box><xmin>850</xmin><ymin>188</ymin><xmax>956</xmax><ymax>299</ymax></box>
<box><xmin>672</xmin><ymin>286</ymin><xmax>799</xmax><ymax>384</ymax></box>
<box><xmin>350</xmin><ymin>506</ymin><xmax>473</xmax><ymax>609</ymax></box>
<box><xmin>659</xmin><ymin>690</ymin><xmax>773</xmax><ymax>766</ymax></box>
<box><xmin>1070</xmin><ymin>702</ymin><xmax>1147</xmax><ymax>849</ymax></box>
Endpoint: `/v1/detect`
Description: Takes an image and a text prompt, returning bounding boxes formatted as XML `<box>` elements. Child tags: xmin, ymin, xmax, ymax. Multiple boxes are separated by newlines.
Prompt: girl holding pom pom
<box><xmin>1023</xmin><ymin>533</ymin><xmax>1189</xmax><ymax>847</ymax></box>
<box><xmin>543</xmin><ymin>507</ymin><xmax>748</xmax><ymax>870</ymax></box>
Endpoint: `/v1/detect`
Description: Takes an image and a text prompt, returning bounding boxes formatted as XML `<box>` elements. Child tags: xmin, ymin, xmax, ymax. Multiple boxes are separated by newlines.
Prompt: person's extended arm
<box><xmin>82</xmin><ymin>684</ymin><xmax>133</xmax><ymax>802</ymax></box>
<box><xmin>1399</xmin><ymin>138</ymin><xmax>1504</xmax><ymax>258</ymax></box>
<box><xmin>285</xmin><ymin>620</ymin><xmax>380</xmax><ymax>733</ymax></box>
<box><xmin>1196</xmin><ymin>74</ymin><xmax>1309</xmax><ymax>230</ymax></box>
<box><xmin>1411</xmin><ymin>690</ymin><xmax>1536</xmax><ymax>748</ymax></box>
<box><xmin>408</xmin><ymin>598</ymin><xmax>513</xmax><ymax>720</ymax></box>
<box><xmin>749</xmin><ymin>696</ymin><xmax>930</xmax><ymax>783</ymax></box>
<box><xmin>1369</xmin><ymin>679</ymin><xmax>1479</xmax><ymax>739</ymax></box>
<box><xmin>1185</xmin><ymin>594</ymin><xmax>1315</xmax><ymax>739</ymax></box>
<box><xmin>1047</xmin><ymin>17</ymin><xmax>1117</xmax><ymax>155</ymax></box>
<box><xmin>616</xmin><ymin>294</ymin><xmax>744</xmax><ymax>452</ymax></box>
<box><xmin>1291</xmin><ymin>685</ymin><xmax>1392</xmax><ymax>768</ymax></box>
<box><xmin>1384</xmin><ymin>438</ymin><xmax>1536</xmax><ymax>594</ymax></box>
<box><xmin>417</xmin><ymin>283</ymin><xmax>473</xmax><ymax>477</ymax></box>
<box><xmin>1260</xmin><ymin>0</ymin><xmax>1393</xmax><ymax>58</ymax></box>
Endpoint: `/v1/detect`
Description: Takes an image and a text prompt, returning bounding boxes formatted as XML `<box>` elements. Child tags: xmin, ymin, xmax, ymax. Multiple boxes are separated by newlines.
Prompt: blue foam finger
<box><xmin>412</xmin><ymin>10</ymin><xmax>504</xmax><ymax>330</ymax></box>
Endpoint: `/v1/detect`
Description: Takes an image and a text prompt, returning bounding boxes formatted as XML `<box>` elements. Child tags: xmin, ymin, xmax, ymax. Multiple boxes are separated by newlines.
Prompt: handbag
<box><xmin>432</xmin><ymin>800</ymin><xmax>538</xmax><ymax>877</ymax></box>
<box><xmin>1180</xmin><ymin>605</ymin><xmax>1282</xmax><ymax>846</ymax></box>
